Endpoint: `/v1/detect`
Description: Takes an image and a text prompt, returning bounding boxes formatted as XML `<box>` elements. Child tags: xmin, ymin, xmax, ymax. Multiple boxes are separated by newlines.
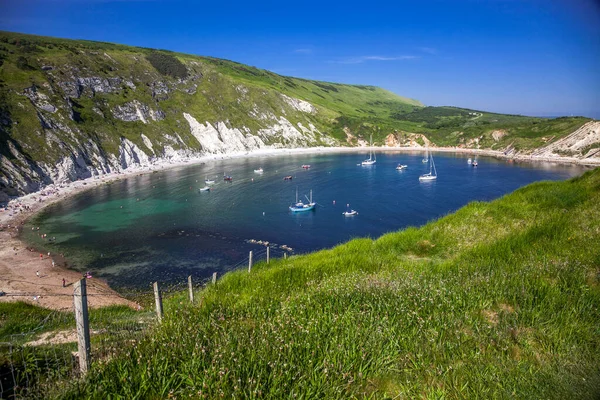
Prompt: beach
<box><xmin>1</xmin><ymin>145</ymin><xmax>598</xmax><ymax>310</ymax></box>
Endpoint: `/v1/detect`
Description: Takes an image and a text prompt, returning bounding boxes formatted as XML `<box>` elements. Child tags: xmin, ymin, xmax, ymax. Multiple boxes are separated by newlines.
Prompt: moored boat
<box><xmin>199</xmin><ymin>186</ymin><xmax>211</xmax><ymax>192</ymax></box>
<box><xmin>396</xmin><ymin>164</ymin><xmax>408</xmax><ymax>170</ymax></box>
<box><xmin>419</xmin><ymin>152</ymin><xmax>437</xmax><ymax>182</ymax></box>
<box><xmin>289</xmin><ymin>188</ymin><xmax>316</xmax><ymax>212</ymax></box>
<box><xmin>361</xmin><ymin>134</ymin><xmax>376</xmax><ymax>166</ymax></box>
<box><xmin>283</xmin><ymin>175</ymin><xmax>293</xmax><ymax>180</ymax></box>
<box><xmin>342</xmin><ymin>204</ymin><xmax>358</xmax><ymax>216</ymax></box>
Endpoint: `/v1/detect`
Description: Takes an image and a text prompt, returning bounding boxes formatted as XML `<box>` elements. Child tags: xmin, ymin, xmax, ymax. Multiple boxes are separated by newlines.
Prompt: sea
<box><xmin>22</xmin><ymin>151</ymin><xmax>588</xmax><ymax>289</ymax></box>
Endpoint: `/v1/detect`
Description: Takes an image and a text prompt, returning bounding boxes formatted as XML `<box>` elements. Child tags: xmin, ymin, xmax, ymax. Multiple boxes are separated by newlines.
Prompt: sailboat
<box><xmin>289</xmin><ymin>188</ymin><xmax>316</xmax><ymax>212</ymax></box>
<box><xmin>422</xmin><ymin>146</ymin><xmax>429</xmax><ymax>163</ymax></box>
<box><xmin>361</xmin><ymin>134</ymin><xmax>376</xmax><ymax>166</ymax></box>
<box><xmin>204</xmin><ymin>176</ymin><xmax>215</xmax><ymax>184</ymax></box>
<box><xmin>419</xmin><ymin>152</ymin><xmax>437</xmax><ymax>181</ymax></box>
<box><xmin>342</xmin><ymin>203</ymin><xmax>358</xmax><ymax>216</ymax></box>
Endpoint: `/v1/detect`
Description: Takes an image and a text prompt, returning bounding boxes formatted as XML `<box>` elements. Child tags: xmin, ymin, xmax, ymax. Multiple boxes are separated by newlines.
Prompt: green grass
<box><xmin>0</xmin><ymin>30</ymin><xmax>594</xmax><ymax>176</ymax></box>
<box><xmin>51</xmin><ymin>168</ymin><xmax>600</xmax><ymax>399</ymax></box>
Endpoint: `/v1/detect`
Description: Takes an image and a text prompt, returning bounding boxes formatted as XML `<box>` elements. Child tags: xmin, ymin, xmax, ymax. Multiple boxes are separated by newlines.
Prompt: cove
<box><xmin>22</xmin><ymin>151</ymin><xmax>587</xmax><ymax>289</ymax></box>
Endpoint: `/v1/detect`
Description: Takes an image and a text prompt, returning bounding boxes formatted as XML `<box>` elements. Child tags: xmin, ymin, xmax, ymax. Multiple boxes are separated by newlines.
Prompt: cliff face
<box><xmin>0</xmin><ymin>33</ymin><xmax>353</xmax><ymax>201</ymax></box>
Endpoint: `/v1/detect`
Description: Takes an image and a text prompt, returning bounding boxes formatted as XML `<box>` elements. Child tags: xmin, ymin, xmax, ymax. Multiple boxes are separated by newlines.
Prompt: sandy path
<box><xmin>0</xmin><ymin>145</ymin><xmax>597</xmax><ymax>311</ymax></box>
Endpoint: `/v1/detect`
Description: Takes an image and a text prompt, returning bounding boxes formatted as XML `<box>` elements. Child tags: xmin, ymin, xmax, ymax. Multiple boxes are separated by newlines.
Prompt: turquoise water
<box><xmin>23</xmin><ymin>151</ymin><xmax>587</xmax><ymax>288</ymax></box>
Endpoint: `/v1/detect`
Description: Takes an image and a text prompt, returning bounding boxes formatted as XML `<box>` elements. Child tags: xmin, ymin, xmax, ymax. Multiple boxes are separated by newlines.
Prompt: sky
<box><xmin>1</xmin><ymin>0</ymin><xmax>599</xmax><ymax>118</ymax></box>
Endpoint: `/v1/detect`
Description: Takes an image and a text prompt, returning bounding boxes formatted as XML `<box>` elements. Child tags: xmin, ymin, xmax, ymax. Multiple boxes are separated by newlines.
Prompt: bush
<box><xmin>146</xmin><ymin>52</ymin><xmax>188</xmax><ymax>79</ymax></box>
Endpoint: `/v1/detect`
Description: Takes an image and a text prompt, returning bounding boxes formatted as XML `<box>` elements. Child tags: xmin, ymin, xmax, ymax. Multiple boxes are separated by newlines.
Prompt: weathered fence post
<box><xmin>153</xmin><ymin>281</ymin><xmax>163</xmax><ymax>322</ymax></box>
<box><xmin>284</xmin><ymin>252</ymin><xmax>287</xmax><ymax>259</ymax></box>
<box><xmin>266</xmin><ymin>246</ymin><xmax>270</xmax><ymax>264</ymax></box>
<box><xmin>248</xmin><ymin>251</ymin><xmax>253</xmax><ymax>272</ymax></box>
<box><xmin>212</xmin><ymin>272</ymin><xmax>217</xmax><ymax>284</ymax></box>
<box><xmin>73</xmin><ymin>279</ymin><xmax>91</xmax><ymax>374</ymax></box>
<box><xmin>188</xmin><ymin>275</ymin><xmax>194</xmax><ymax>303</ymax></box>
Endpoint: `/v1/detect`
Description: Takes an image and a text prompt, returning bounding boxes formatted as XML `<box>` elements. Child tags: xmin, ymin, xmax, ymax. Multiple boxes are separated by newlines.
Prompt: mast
<box><xmin>431</xmin><ymin>154</ymin><xmax>437</xmax><ymax>176</ymax></box>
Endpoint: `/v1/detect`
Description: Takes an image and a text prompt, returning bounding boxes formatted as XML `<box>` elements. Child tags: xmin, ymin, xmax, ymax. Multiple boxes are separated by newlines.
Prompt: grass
<box><xmin>0</xmin><ymin>30</ymin><xmax>594</xmax><ymax>177</ymax></box>
<box><xmin>49</xmin><ymin>168</ymin><xmax>600</xmax><ymax>399</ymax></box>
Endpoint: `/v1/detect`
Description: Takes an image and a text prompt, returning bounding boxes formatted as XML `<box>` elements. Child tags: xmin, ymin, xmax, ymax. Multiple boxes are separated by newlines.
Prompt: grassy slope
<box><xmin>0</xmin><ymin>30</ymin><xmax>593</xmax><ymax>171</ymax></box>
<box><xmin>56</xmin><ymin>168</ymin><xmax>600</xmax><ymax>399</ymax></box>
<box><xmin>0</xmin><ymin>31</ymin><xmax>420</xmax><ymax>168</ymax></box>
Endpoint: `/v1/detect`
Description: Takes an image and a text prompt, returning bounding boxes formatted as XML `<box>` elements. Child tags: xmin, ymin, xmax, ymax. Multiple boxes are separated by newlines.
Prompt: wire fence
<box><xmin>0</xmin><ymin>245</ymin><xmax>290</xmax><ymax>398</ymax></box>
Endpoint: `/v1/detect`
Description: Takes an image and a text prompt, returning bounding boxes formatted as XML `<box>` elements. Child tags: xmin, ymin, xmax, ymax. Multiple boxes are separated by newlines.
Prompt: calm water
<box><xmin>23</xmin><ymin>151</ymin><xmax>587</xmax><ymax>288</ymax></box>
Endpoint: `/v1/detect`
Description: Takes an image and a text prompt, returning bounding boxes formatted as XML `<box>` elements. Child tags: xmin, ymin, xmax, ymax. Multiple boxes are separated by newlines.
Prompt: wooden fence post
<box><xmin>266</xmin><ymin>246</ymin><xmax>270</xmax><ymax>264</ymax></box>
<box><xmin>188</xmin><ymin>275</ymin><xmax>194</xmax><ymax>303</ymax></box>
<box><xmin>248</xmin><ymin>251</ymin><xmax>253</xmax><ymax>273</ymax></box>
<box><xmin>73</xmin><ymin>279</ymin><xmax>91</xmax><ymax>374</ymax></box>
<box><xmin>212</xmin><ymin>272</ymin><xmax>217</xmax><ymax>284</ymax></box>
<box><xmin>153</xmin><ymin>282</ymin><xmax>163</xmax><ymax>322</ymax></box>
<box><xmin>284</xmin><ymin>252</ymin><xmax>287</xmax><ymax>259</ymax></box>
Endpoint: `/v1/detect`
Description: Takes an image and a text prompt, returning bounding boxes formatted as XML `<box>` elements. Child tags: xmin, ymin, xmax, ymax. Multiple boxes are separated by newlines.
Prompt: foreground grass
<box><xmin>54</xmin><ymin>169</ymin><xmax>600</xmax><ymax>398</ymax></box>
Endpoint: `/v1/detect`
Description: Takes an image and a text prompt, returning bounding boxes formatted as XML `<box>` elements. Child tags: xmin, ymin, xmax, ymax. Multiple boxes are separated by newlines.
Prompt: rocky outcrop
<box><xmin>491</xmin><ymin>130</ymin><xmax>507</xmax><ymax>142</ymax></box>
<box><xmin>183</xmin><ymin>113</ymin><xmax>266</xmax><ymax>153</ymax></box>
<box><xmin>23</xmin><ymin>86</ymin><xmax>57</xmax><ymax>113</ymax></box>
<box><xmin>531</xmin><ymin>121</ymin><xmax>600</xmax><ymax>160</ymax></box>
<box><xmin>58</xmin><ymin>76</ymin><xmax>133</xmax><ymax>98</ymax></box>
<box><xmin>112</xmin><ymin>101</ymin><xmax>165</xmax><ymax>123</ymax></box>
<box><xmin>119</xmin><ymin>138</ymin><xmax>151</xmax><ymax>168</ymax></box>
<box><xmin>280</xmin><ymin>94</ymin><xmax>316</xmax><ymax>114</ymax></box>
<box><xmin>385</xmin><ymin>133</ymin><xmax>432</xmax><ymax>147</ymax></box>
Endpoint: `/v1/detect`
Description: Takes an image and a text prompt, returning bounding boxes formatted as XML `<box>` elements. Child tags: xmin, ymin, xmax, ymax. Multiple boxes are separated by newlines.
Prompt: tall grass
<box><xmin>57</xmin><ymin>169</ymin><xmax>600</xmax><ymax>399</ymax></box>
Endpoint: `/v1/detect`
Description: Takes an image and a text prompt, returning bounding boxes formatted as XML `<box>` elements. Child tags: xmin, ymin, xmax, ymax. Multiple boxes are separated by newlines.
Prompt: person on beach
<box><xmin>62</xmin><ymin>278</ymin><xmax>66</xmax><ymax>287</ymax></box>
<box><xmin>36</xmin><ymin>271</ymin><xmax>40</xmax><ymax>278</ymax></box>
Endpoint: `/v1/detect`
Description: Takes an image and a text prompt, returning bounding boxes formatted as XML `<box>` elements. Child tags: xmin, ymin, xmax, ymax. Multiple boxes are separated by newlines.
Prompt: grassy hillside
<box><xmin>0</xmin><ymin>30</ymin><xmax>592</xmax><ymax>165</ymax></box>
<box><xmin>48</xmin><ymin>168</ymin><xmax>600</xmax><ymax>399</ymax></box>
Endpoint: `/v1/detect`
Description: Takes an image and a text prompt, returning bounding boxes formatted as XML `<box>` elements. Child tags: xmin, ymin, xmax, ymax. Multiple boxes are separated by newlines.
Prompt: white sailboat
<box><xmin>361</xmin><ymin>134</ymin><xmax>376</xmax><ymax>166</ymax></box>
<box><xmin>342</xmin><ymin>203</ymin><xmax>358</xmax><ymax>216</ymax></box>
<box><xmin>419</xmin><ymin>152</ymin><xmax>437</xmax><ymax>181</ymax></box>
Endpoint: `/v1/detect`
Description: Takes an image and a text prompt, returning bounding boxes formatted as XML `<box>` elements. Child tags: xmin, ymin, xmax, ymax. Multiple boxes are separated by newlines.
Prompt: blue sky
<box><xmin>1</xmin><ymin>0</ymin><xmax>599</xmax><ymax>118</ymax></box>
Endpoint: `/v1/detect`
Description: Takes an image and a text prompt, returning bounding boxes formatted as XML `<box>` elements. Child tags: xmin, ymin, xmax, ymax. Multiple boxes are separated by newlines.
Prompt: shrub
<box><xmin>146</xmin><ymin>52</ymin><xmax>188</xmax><ymax>79</ymax></box>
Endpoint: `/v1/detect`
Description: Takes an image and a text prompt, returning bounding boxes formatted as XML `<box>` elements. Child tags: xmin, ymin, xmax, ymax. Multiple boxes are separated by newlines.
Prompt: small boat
<box><xmin>342</xmin><ymin>204</ymin><xmax>358</xmax><ymax>216</ymax></box>
<box><xmin>467</xmin><ymin>158</ymin><xmax>472</xmax><ymax>165</ymax></box>
<box><xmin>289</xmin><ymin>188</ymin><xmax>315</xmax><ymax>212</ymax></box>
<box><xmin>396</xmin><ymin>164</ymin><xmax>408</xmax><ymax>170</ymax></box>
<box><xmin>472</xmin><ymin>161</ymin><xmax>478</xmax><ymax>167</ymax></box>
<box><xmin>361</xmin><ymin>134</ymin><xmax>376</xmax><ymax>166</ymax></box>
<box><xmin>199</xmin><ymin>186</ymin><xmax>211</xmax><ymax>192</ymax></box>
<box><xmin>419</xmin><ymin>152</ymin><xmax>437</xmax><ymax>182</ymax></box>
<box><xmin>283</xmin><ymin>176</ymin><xmax>293</xmax><ymax>181</ymax></box>
<box><xmin>422</xmin><ymin>146</ymin><xmax>429</xmax><ymax>163</ymax></box>
<box><xmin>302</xmin><ymin>165</ymin><xmax>311</xmax><ymax>169</ymax></box>
<box><xmin>224</xmin><ymin>174</ymin><xmax>233</xmax><ymax>181</ymax></box>
<box><xmin>205</xmin><ymin>176</ymin><xmax>215</xmax><ymax>184</ymax></box>
<box><xmin>254</xmin><ymin>168</ymin><xmax>264</xmax><ymax>173</ymax></box>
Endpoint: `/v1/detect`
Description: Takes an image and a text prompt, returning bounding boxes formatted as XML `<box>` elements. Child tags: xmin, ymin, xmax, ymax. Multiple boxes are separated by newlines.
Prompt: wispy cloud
<box><xmin>418</xmin><ymin>47</ymin><xmax>437</xmax><ymax>55</ymax></box>
<box><xmin>293</xmin><ymin>48</ymin><xmax>313</xmax><ymax>54</ymax></box>
<box><xmin>332</xmin><ymin>55</ymin><xmax>419</xmax><ymax>64</ymax></box>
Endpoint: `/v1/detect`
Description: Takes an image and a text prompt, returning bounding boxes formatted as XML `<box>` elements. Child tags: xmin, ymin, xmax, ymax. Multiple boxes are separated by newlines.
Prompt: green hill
<box><xmin>0</xmin><ymin>31</ymin><xmax>595</xmax><ymax>201</ymax></box>
<box><xmin>39</xmin><ymin>168</ymin><xmax>597</xmax><ymax>399</ymax></box>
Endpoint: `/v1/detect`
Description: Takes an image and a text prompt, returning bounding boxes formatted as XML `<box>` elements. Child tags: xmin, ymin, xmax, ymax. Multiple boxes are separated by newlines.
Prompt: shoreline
<box><xmin>1</xmin><ymin>145</ymin><xmax>597</xmax><ymax>310</ymax></box>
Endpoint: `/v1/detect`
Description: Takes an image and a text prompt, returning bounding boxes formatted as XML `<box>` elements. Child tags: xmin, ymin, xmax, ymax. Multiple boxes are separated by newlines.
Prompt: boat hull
<box><xmin>289</xmin><ymin>204</ymin><xmax>315</xmax><ymax>212</ymax></box>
